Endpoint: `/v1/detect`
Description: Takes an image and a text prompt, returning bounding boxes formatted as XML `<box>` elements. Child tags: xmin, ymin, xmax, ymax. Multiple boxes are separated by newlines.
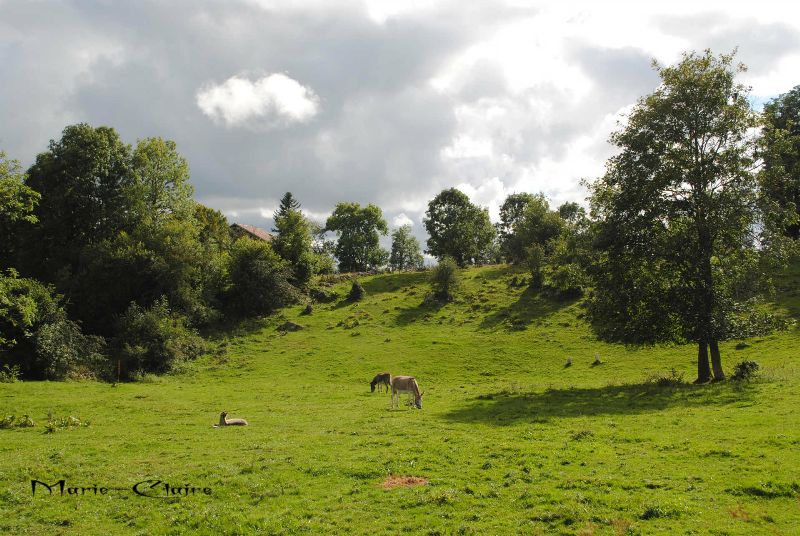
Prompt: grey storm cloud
<box><xmin>1</xmin><ymin>0</ymin><xmax>799</xmax><ymax>244</ymax></box>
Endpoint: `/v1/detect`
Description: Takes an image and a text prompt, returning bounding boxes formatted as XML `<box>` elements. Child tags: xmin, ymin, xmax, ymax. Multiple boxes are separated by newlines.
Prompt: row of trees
<box><xmin>2</xmin><ymin>49</ymin><xmax>799</xmax><ymax>384</ymax></box>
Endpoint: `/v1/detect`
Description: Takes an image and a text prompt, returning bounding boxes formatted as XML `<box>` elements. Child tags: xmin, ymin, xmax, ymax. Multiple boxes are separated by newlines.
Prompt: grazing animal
<box><xmin>390</xmin><ymin>375</ymin><xmax>423</xmax><ymax>409</ymax></box>
<box><xmin>214</xmin><ymin>411</ymin><xmax>248</xmax><ymax>427</ymax></box>
<box><xmin>370</xmin><ymin>372</ymin><xmax>391</xmax><ymax>393</ymax></box>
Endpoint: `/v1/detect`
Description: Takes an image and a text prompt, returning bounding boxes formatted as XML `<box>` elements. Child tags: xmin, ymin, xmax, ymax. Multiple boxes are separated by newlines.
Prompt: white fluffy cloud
<box><xmin>392</xmin><ymin>213</ymin><xmax>414</xmax><ymax>228</ymax></box>
<box><xmin>196</xmin><ymin>73</ymin><xmax>320</xmax><ymax>128</ymax></box>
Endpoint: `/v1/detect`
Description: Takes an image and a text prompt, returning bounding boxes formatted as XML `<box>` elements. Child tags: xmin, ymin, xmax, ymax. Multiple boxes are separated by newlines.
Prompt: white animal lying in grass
<box><xmin>213</xmin><ymin>411</ymin><xmax>248</xmax><ymax>427</ymax></box>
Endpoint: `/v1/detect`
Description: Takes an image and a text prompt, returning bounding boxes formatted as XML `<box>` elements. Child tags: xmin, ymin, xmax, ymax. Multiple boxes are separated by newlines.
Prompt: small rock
<box><xmin>277</xmin><ymin>321</ymin><xmax>304</xmax><ymax>332</ymax></box>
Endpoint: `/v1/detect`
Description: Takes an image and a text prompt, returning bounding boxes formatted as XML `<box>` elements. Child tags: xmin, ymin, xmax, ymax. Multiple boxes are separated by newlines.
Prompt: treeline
<box><xmin>0</xmin><ymin>123</ymin><xmax>582</xmax><ymax>381</ymax></box>
<box><xmin>2</xmin><ymin>50</ymin><xmax>799</xmax><ymax>383</ymax></box>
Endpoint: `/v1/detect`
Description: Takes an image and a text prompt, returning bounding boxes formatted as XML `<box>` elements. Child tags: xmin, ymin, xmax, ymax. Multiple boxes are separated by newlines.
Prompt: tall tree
<box><xmin>589</xmin><ymin>50</ymin><xmax>763</xmax><ymax>383</ymax></box>
<box><xmin>21</xmin><ymin>124</ymin><xmax>132</xmax><ymax>284</ymax></box>
<box><xmin>272</xmin><ymin>192</ymin><xmax>314</xmax><ymax>285</ymax></box>
<box><xmin>497</xmin><ymin>193</ymin><xmax>539</xmax><ymax>263</ymax></box>
<box><xmin>325</xmin><ymin>202</ymin><xmax>388</xmax><ymax>272</ymax></box>
<box><xmin>424</xmin><ymin>188</ymin><xmax>496</xmax><ymax>266</ymax></box>
<box><xmin>759</xmin><ymin>85</ymin><xmax>800</xmax><ymax>238</ymax></box>
<box><xmin>389</xmin><ymin>225</ymin><xmax>424</xmax><ymax>270</ymax></box>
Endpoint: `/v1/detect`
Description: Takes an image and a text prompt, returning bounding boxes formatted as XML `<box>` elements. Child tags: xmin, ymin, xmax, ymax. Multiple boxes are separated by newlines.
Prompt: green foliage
<box><xmin>273</xmin><ymin>192</ymin><xmax>315</xmax><ymax>286</ymax></box>
<box><xmin>429</xmin><ymin>257</ymin><xmax>461</xmax><ymax>301</ymax></box>
<box><xmin>525</xmin><ymin>243</ymin><xmax>545</xmax><ymax>290</ymax></box>
<box><xmin>0</xmin><ymin>270</ymin><xmax>64</xmax><ymax>376</ymax></box>
<box><xmin>0</xmin><ymin>150</ymin><xmax>40</xmax><ymax>268</ymax></box>
<box><xmin>424</xmin><ymin>188</ymin><xmax>496</xmax><ymax>266</ymax></box>
<box><xmin>759</xmin><ymin>85</ymin><xmax>800</xmax><ymax>238</ymax></box>
<box><xmin>588</xmin><ymin>50</ymin><xmax>762</xmax><ymax>380</ymax></box>
<box><xmin>0</xmin><ymin>414</ymin><xmax>34</xmax><ymax>428</ymax></box>
<box><xmin>731</xmin><ymin>360</ymin><xmax>760</xmax><ymax>381</ymax></box>
<box><xmin>114</xmin><ymin>298</ymin><xmax>205</xmax><ymax>376</ymax></box>
<box><xmin>44</xmin><ymin>414</ymin><xmax>89</xmax><ymax>433</ymax></box>
<box><xmin>21</xmin><ymin>124</ymin><xmax>133</xmax><ymax>284</ymax></box>
<box><xmin>497</xmin><ymin>193</ymin><xmax>539</xmax><ymax>263</ymax></box>
<box><xmin>0</xmin><ymin>364</ymin><xmax>21</xmax><ymax>383</ymax></box>
<box><xmin>389</xmin><ymin>225</ymin><xmax>424</xmax><ymax>271</ymax></box>
<box><xmin>34</xmin><ymin>319</ymin><xmax>107</xmax><ymax>380</ymax></box>
<box><xmin>325</xmin><ymin>202</ymin><xmax>389</xmax><ymax>272</ymax></box>
<box><xmin>348</xmin><ymin>280</ymin><xmax>366</xmax><ymax>301</ymax></box>
<box><xmin>227</xmin><ymin>238</ymin><xmax>300</xmax><ymax>316</ymax></box>
<box><xmin>505</xmin><ymin>194</ymin><xmax>564</xmax><ymax>265</ymax></box>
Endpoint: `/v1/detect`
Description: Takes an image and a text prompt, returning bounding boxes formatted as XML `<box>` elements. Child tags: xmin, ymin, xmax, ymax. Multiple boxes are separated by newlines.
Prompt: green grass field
<box><xmin>2</xmin><ymin>265</ymin><xmax>800</xmax><ymax>535</ymax></box>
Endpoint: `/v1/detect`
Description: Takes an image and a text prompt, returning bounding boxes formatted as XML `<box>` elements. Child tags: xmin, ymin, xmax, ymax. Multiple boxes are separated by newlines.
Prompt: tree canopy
<box><xmin>389</xmin><ymin>225</ymin><xmax>424</xmax><ymax>271</ymax></box>
<box><xmin>325</xmin><ymin>202</ymin><xmax>388</xmax><ymax>272</ymax></box>
<box><xmin>759</xmin><ymin>85</ymin><xmax>800</xmax><ymax>238</ymax></box>
<box><xmin>589</xmin><ymin>50</ymin><xmax>762</xmax><ymax>383</ymax></box>
<box><xmin>424</xmin><ymin>188</ymin><xmax>495</xmax><ymax>266</ymax></box>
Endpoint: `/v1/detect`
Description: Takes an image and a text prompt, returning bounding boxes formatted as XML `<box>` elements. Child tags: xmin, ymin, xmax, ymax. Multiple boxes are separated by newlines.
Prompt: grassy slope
<box><xmin>1</xmin><ymin>265</ymin><xmax>799</xmax><ymax>535</ymax></box>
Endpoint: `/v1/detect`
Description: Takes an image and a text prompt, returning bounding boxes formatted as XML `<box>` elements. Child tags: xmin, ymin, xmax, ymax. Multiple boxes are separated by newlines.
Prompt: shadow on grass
<box><xmin>200</xmin><ymin>316</ymin><xmax>272</xmax><ymax>341</ymax></box>
<box><xmin>479</xmin><ymin>286</ymin><xmax>579</xmax><ymax>331</ymax></box>
<box><xmin>360</xmin><ymin>271</ymin><xmax>429</xmax><ymax>296</ymax></box>
<box><xmin>395</xmin><ymin>299</ymin><xmax>446</xmax><ymax>326</ymax></box>
<box><xmin>442</xmin><ymin>381</ymin><xmax>757</xmax><ymax>425</ymax></box>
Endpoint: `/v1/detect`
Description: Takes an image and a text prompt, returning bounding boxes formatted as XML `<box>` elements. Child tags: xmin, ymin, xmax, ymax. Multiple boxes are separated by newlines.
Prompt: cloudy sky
<box><xmin>2</xmin><ymin>0</ymin><xmax>799</xmax><ymax>242</ymax></box>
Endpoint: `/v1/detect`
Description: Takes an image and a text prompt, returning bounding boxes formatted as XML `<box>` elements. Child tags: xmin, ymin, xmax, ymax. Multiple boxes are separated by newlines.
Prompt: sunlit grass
<box><xmin>1</xmin><ymin>265</ymin><xmax>799</xmax><ymax>534</ymax></box>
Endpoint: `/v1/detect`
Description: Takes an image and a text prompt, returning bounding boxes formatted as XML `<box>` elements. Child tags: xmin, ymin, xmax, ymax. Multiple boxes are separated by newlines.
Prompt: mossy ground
<box><xmin>2</xmin><ymin>265</ymin><xmax>799</xmax><ymax>535</ymax></box>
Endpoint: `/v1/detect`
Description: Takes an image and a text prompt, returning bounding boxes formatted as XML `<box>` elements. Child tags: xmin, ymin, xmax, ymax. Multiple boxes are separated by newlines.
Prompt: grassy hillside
<box><xmin>2</xmin><ymin>265</ymin><xmax>799</xmax><ymax>535</ymax></box>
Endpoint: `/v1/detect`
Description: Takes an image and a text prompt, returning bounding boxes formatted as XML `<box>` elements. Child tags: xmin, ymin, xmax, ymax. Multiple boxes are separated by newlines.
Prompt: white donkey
<box><xmin>390</xmin><ymin>376</ymin><xmax>423</xmax><ymax>409</ymax></box>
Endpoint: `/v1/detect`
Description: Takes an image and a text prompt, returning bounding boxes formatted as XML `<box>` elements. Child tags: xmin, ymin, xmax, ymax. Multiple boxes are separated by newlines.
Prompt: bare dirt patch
<box><xmin>381</xmin><ymin>475</ymin><xmax>428</xmax><ymax>489</ymax></box>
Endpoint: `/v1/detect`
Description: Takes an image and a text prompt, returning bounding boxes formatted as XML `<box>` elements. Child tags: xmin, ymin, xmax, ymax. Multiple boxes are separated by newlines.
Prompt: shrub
<box><xmin>731</xmin><ymin>360</ymin><xmax>760</xmax><ymax>381</ymax></box>
<box><xmin>34</xmin><ymin>319</ymin><xmax>106</xmax><ymax>380</ymax></box>
<box><xmin>645</xmin><ymin>368</ymin><xmax>685</xmax><ymax>387</ymax></box>
<box><xmin>226</xmin><ymin>238</ymin><xmax>300</xmax><ymax>316</ymax></box>
<box><xmin>0</xmin><ymin>364</ymin><xmax>20</xmax><ymax>383</ymax></box>
<box><xmin>430</xmin><ymin>257</ymin><xmax>461</xmax><ymax>301</ymax></box>
<box><xmin>348</xmin><ymin>280</ymin><xmax>366</xmax><ymax>301</ymax></box>
<box><xmin>114</xmin><ymin>297</ymin><xmax>205</xmax><ymax>376</ymax></box>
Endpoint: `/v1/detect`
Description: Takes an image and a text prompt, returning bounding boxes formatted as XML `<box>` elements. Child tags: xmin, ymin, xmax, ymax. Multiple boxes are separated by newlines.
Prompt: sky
<box><xmin>2</xmin><ymin>0</ymin><xmax>800</xmax><ymax>245</ymax></box>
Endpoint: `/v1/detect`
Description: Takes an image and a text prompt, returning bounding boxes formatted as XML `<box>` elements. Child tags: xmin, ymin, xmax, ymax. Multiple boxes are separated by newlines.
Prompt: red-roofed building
<box><xmin>230</xmin><ymin>223</ymin><xmax>275</xmax><ymax>242</ymax></box>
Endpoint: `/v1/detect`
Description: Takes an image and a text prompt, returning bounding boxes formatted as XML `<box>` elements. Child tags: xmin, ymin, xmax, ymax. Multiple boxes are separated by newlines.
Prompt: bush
<box><xmin>34</xmin><ymin>318</ymin><xmax>107</xmax><ymax>380</ymax></box>
<box><xmin>731</xmin><ymin>360</ymin><xmax>760</xmax><ymax>381</ymax></box>
<box><xmin>226</xmin><ymin>238</ymin><xmax>300</xmax><ymax>316</ymax></box>
<box><xmin>430</xmin><ymin>257</ymin><xmax>461</xmax><ymax>301</ymax></box>
<box><xmin>114</xmin><ymin>297</ymin><xmax>205</xmax><ymax>376</ymax></box>
<box><xmin>0</xmin><ymin>270</ymin><xmax>65</xmax><ymax>378</ymax></box>
<box><xmin>348</xmin><ymin>280</ymin><xmax>366</xmax><ymax>301</ymax></box>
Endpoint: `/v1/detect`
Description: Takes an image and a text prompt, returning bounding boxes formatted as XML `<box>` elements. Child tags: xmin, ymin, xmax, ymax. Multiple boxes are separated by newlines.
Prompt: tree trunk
<box><xmin>695</xmin><ymin>340</ymin><xmax>712</xmax><ymax>383</ymax></box>
<box><xmin>709</xmin><ymin>339</ymin><xmax>725</xmax><ymax>381</ymax></box>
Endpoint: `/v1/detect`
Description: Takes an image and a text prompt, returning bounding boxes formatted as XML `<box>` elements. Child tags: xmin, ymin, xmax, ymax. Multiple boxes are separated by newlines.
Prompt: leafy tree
<box><xmin>588</xmin><ymin>50</ymin><xmax>763</xmax><ymax>383</ymax></box>
<box><xmin>497</xmin><ymin>193</ymin><xmax>539</xmax><ymax>263</ymax></box>
<box><xmin>128</xmin><ymin>137</ymin><xmax>194</xmax><ymax>225</ymax></box>
<box><xmin>272</xmin><ymin>192</ymin><xmax>314</xmax><ymax>286</ymax></box>
<box><xmin>557</xmin><ymin>201</ymin><xmax>586</xmax><ymax>225</ymax></box>
<box><xmin>514</xmin><ymin>196</ymin><xmax>565</xmax><ymax>256</ymax></box>
<box><xmin>0</xmin><ymin>151</ymin><xmax>40</xmax><ymax>267</ymax></box>
<box><xmin>424</xmin><ymin>188</ymin><xmax>496</xmax><ymax>266</ymax></box>
<box><xmin>389</xmin><ymin>225</ymin><xmax>424</xmax><ymax>270</ymax></box>
<box><xmin>325</xmin><ymin>202</ymin><xmax>389</xmax><ymax>272</ymax></box>
<box><xmin>21</xmin><ymin>124</ymin><xmax>132</xmax><ymax>284</ymax></box>
<box><xmin>759</xmin><ymin>85</ymin><xmax>800</xmax><ymax>238</ymax></box>
<box><xmin>226</xmin><ymin>238</ymin><xmax>299</xmax><ymax>316</ymax></box>
<box><xmin>309</xmin><ymin>220</ymin><xmax>336</xmax><ymax>275</ymax></box>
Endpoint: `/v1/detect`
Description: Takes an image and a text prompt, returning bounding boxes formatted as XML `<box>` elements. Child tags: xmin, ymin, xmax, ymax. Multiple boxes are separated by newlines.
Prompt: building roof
<box><xmin>231</xmin><ymin>223</ymin><xmax>274</xmax><ymax>242</ymax></box>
